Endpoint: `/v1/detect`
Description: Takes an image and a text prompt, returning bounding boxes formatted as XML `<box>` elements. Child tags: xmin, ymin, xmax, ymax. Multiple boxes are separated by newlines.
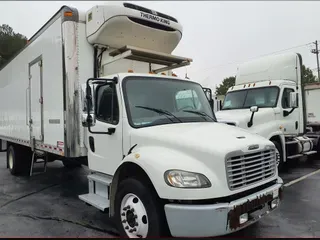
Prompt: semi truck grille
<box><xmin>226</xmin><ymin>149</ymin><xmax>276</xmax><ymax>190</ymax></box>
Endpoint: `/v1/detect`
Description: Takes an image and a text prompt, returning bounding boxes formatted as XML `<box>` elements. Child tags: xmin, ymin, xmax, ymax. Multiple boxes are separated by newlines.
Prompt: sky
<box><xmin>1</xmin><ymin>1</ymin><xmax>320</xmax><ymax>92</ymax></box>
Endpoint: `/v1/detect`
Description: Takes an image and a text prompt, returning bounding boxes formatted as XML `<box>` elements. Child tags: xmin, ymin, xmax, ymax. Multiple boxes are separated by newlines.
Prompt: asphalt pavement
<box><xmin>0</xmin><ymin>152</ymin><xmax>320</xmax><ymax>237</ymax></box>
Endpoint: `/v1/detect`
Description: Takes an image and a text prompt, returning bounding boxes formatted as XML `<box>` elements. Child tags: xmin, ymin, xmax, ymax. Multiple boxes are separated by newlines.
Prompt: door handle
<box><xmin>107</xmin><ymin>128</ymin><xmax>116</xmax><ymax>135</ymax></box>
<box><xmin>89</xmin><ymin>136</ymin><xmax>95</xmax><ymax>152</ymax></box>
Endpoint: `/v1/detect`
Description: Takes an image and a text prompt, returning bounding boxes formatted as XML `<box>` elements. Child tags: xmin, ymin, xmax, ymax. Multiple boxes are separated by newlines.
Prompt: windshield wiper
<box><xmin>135</xmin><ymin>106</ymin><xmax>183</xmax><ymax>123</ymax></box>
<box><xmin>183</xmin><ymin>110</ymin><xmax>216</xmax><ymax>122</ymax></box>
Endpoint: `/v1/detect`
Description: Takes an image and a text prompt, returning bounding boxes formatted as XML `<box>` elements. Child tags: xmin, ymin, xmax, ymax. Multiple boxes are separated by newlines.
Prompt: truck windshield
<box><xmin>123</xmin><ymin>77</ymin><xmax>216</xmax><ymax>128</ymax></box>
<box><xmin>222</xmin><ymin>87</ymin><xmax>279</xmax><ymax>110</ymax></box>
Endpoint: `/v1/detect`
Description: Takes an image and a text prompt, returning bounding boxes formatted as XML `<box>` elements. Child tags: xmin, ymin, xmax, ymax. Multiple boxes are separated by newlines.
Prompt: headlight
<box><xmin>164</xmin><ymin>170</ymin><xmax>211</xmax><ymax>188</ymax></box>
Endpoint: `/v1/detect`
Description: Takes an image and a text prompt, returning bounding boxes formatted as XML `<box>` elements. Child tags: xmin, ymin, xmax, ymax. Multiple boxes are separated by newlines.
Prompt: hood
<box><xmin>130</xmin><ymin>122</ymin><xmax>272</xmax><ymax>156</ymax></box>
<box><xmin>216</xmin><ymin>108</ymin><xmax>276</xmax><ymax>129</ymax></box>
<box><xmin>129</xmin><ymin>122</ymin><xmax>277</xmax><ymax>198</ymax></box>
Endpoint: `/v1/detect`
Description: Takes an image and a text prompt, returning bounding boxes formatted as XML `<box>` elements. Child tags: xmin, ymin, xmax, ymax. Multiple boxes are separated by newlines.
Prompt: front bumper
<box><xmin>164</xmin><ymin>178</ymin><xmax>284</xmax><ymax>237</ymax></box>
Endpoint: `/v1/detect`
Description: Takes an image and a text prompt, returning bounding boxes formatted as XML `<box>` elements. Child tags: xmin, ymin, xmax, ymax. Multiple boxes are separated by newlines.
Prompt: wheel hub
<box><xmin>126</xmin><ymin>209</ymin><xmax>136</xmax><ymax>228</ymax></box>
<box><xmin>120</xmin><ymin>193</ymin><xmax>149</xmax><ymax>238</ymax></box>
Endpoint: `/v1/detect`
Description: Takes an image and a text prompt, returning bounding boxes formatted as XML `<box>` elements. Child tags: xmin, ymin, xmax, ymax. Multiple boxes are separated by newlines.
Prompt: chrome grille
<box><xmin>226</xmin><ymin>149</ymin><xmax>276</xmax><ymax>190</ymax></box>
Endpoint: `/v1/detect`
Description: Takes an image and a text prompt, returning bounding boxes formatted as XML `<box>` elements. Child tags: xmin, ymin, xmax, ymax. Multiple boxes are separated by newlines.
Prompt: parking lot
<box><xmin>1</xmin><ymin>152</ymin><xmax>320</xmax><ymax>237</ymax></box>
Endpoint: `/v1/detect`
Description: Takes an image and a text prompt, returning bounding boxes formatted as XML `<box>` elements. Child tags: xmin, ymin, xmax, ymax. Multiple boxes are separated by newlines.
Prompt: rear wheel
<box><xmin>62</xmin><ymin>160</ymin><xmax>81</xmax><ymax>169</ymax></box>
<box><xmin>272</xmin><ymin>140</ymin><xmax>284</xmax><ymax>172</ymax></box>
<box><xmin>114</xmin><ymin>178</ymin><xmax>167</xmax><ymax>238</ymax></box>
<box><xmin>7</xmin><ymin>144</ymin><xmax>32</xmax><ymax>175</ymax></box>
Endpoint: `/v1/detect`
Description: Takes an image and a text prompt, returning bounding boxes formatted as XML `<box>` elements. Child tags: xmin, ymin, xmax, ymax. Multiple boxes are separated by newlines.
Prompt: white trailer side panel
<box><xmin>305</xmin><ymin>87</ymin><xmax>320</xmax><ymax>124</ymax></box>
<box><xmin>0</xmin><ymin>17</ymin><xmax>65</xmax><ymax>154</ymax></box>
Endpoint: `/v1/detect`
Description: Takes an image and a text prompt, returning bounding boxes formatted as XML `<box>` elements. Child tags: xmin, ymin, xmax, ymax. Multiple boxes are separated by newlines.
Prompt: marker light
<box><xmin>161</xmin><ymin>73</ymin><xmax>166</xmax><ymax>75</ymax></box>
<box><xmin>128</xmin><ymin>69</ymin><xmax>134</xmax><ymax>73</ymax></box>
<box><xmin>64</xmin><ymin>11</ymin><xmax>73</xmax><ymax>17</ymax></box>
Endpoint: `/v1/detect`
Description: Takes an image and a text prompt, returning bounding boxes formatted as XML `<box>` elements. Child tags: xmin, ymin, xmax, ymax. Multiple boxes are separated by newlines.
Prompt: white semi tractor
<box><xmin>0</xmin><ymin>2</ymin><xmax>283</xmax><ymax>237</ymax></box>
<box><xmin>216</xmin><ymin>52</ymin><xmax>319</xmax><ymax>171</ymax></box>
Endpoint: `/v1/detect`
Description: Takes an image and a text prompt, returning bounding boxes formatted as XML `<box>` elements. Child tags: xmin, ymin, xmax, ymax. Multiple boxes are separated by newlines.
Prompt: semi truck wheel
<box><xmin>7</xmin><ymin>145</ymin><xmax>23</xmax><ymax>175</ymax></box>
<box><xmin>272</xmin><ymin>140</ymin><xmax>284</xmax><ymax>171</ymax></box>
<box><xmin>114</xmin><ymin>178</ymin><xmax>167</xmax><ymax>238</ymax></box>
<box><xmin>62</xmin><ymin>160</ymin><xmax>81</xmax><ymax>169</ymax></box>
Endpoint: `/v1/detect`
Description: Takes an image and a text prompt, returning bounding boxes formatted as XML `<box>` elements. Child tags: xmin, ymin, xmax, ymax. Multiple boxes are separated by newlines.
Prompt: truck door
<box><xmin>28</xmin><ymin>57</ymin><xmax>44</xmax><ymax>142</ymax></box>
<box><xmin>86</xmin><ymin>82</ymin><xmax>123</xmax><ymax>175</ymax></box>
<box><xmin>280</xmin><ymin>86</ymin><xmax>300</xmax><ymax>135</ymax></box>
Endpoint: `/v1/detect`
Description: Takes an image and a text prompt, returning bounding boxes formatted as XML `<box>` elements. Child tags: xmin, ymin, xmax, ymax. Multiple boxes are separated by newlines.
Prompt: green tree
<box><xmin>0</xmin><ymin>24</ymin><xmax>27</xmax><ymax>69</ymax></box>
<box><xmin>301</xmin><ymin>64</ymin><xmax>316</xmax><ymax>85</ymax></box>
<box><xmin>215</xmin><ymin>76</ymin><xmax>235</xmax><ymax>95</ymax></box>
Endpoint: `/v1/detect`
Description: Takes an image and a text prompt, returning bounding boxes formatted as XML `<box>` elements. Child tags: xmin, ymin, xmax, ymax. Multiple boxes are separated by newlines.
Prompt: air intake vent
<box><xmin>123</xmin><ymin>3</ymin><xmax>178</xmax><ymax>23</ymax></box>
<box><xmin>226</xmin><ymin>149</ymin><xmax>277</xmax><ymax>190</ymax></box>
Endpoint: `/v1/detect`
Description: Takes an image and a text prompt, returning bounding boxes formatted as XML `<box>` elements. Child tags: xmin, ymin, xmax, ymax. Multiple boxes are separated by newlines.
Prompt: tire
<box><xmin>272</xmin><ymin>140</ymin><xmax>284</xmax><ymax>172</ymax></box>
<box><xmin>114</xmin><ymin>178</ymin><xmax>167</xmax><ymax>238</ymax></box>
<box><xmin>62</xmin><ymin>160</ymin><xmax>81</xmax><ymax>169</ymax></box>
<box><xmin>7</xmin><ymin>144</ymin><xmax>31</xmax><ymax>175</ymax></box>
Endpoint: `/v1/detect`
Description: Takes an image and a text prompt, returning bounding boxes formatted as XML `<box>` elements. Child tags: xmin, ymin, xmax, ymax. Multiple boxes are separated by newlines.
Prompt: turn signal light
<box><xmin>64</xmin><ymin>11</ymin><xmax>73</xmax><ymax>17</ymax></box>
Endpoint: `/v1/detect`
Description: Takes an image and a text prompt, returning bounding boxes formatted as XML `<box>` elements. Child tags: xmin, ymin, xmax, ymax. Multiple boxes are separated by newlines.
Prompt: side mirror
<box><xmin>289</xmin><ymin>92</ymin><xmax>298</xmax><ymax>108</ymax></box>
<box><xmin>205</xmin><ymin>91</ymin><xmax>211</xmax><ymax>100</ymax></box>
<box><xmin>81</xmin><ymin>113</ymin><xmax>95</xmax><ymax>127</ymax></box>
<box><xmin>81</xmin><ymin>83</ymin><xmax>96</xmax><ymax>127</ymax></box>
<box><xmin>250</xmin><ymin>106</ymin><xmax>259</xmax><ymax>113</ymax></box>
<box><xmin>203</xmin><ymin>87</ymin><xmax>214</xmax><ymax>111</ymax></box>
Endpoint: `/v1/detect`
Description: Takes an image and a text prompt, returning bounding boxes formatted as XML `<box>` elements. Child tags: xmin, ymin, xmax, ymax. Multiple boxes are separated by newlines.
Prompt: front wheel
<box><xmin>272</xmin><ymin>140</ymin><xmax>284</xmax><ymax>172</ymax></box>
<box><xmin>114</xmin><ymin>178</ymin><xmax>167</xmax><ymax>238</ymax></box>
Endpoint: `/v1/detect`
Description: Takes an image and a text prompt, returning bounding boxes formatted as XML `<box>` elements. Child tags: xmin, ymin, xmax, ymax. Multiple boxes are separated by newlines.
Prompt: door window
<box><xmin>95</xmin><ymin>84</ymin><xmax>119</xmax><ymax>125</ymax></box>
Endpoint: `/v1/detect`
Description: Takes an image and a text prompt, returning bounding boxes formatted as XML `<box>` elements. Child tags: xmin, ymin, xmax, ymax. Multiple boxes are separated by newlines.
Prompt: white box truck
<box><xmin>216</xmin><ymin>52</ymin><xmax>319</xmax><ymax>171</ymax></box>
<box><xmin>0</xmin><ymin>2</ymin><xmax>283</xmax><ymax>238</ymax></box>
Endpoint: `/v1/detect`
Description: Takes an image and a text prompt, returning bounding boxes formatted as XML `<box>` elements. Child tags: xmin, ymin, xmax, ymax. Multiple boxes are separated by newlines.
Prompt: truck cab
<box><xmin>216</xmin><ymin>52</ymin><xmax>317</xmax><ymax>170</ymax></box>
<box><xmin>77</xmin><ymin>3</ymin><xmax>283</xmax><ymax>238</ymax></box>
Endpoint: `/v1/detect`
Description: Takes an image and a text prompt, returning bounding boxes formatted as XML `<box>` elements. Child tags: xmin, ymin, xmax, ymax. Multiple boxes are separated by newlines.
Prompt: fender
<box><xmin>267</xmin><ymin>132</ymin><xmax>286</xmax><ymax>162</ymax></box>
<box><xmin>110</xmin><ymin>145</ymin><xmax>220</xmax><ymax>201</ymax></box>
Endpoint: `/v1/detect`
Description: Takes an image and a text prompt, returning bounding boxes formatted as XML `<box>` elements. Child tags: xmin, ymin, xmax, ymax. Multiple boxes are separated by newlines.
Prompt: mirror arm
<box><xmin>247</xmin><ymin>112</ymin><xmax>255</xmax><ymax>128</ymax></box>
<box><xmin>283</xmin><ymin>107</ymin><xmax>296</xmax><ymax>117</ymax></box>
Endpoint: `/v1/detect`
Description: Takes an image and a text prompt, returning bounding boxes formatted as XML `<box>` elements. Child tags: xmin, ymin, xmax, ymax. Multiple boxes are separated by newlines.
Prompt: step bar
<box><xmin>78</xmin><ymin>173</ymin><xmax>113</xmax><ymax>212</ymax></box>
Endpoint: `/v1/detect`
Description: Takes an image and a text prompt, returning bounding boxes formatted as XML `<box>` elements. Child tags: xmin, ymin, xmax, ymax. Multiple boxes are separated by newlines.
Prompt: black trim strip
<box><xmin>168</xmin><ymin>179</ymin><xmax>278</xmax><ymax>205</ymax></box>
<box><xmin>127</xmin><ymin>144</ymin><xmax>137</xmax><ymax>155</ymax></box>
